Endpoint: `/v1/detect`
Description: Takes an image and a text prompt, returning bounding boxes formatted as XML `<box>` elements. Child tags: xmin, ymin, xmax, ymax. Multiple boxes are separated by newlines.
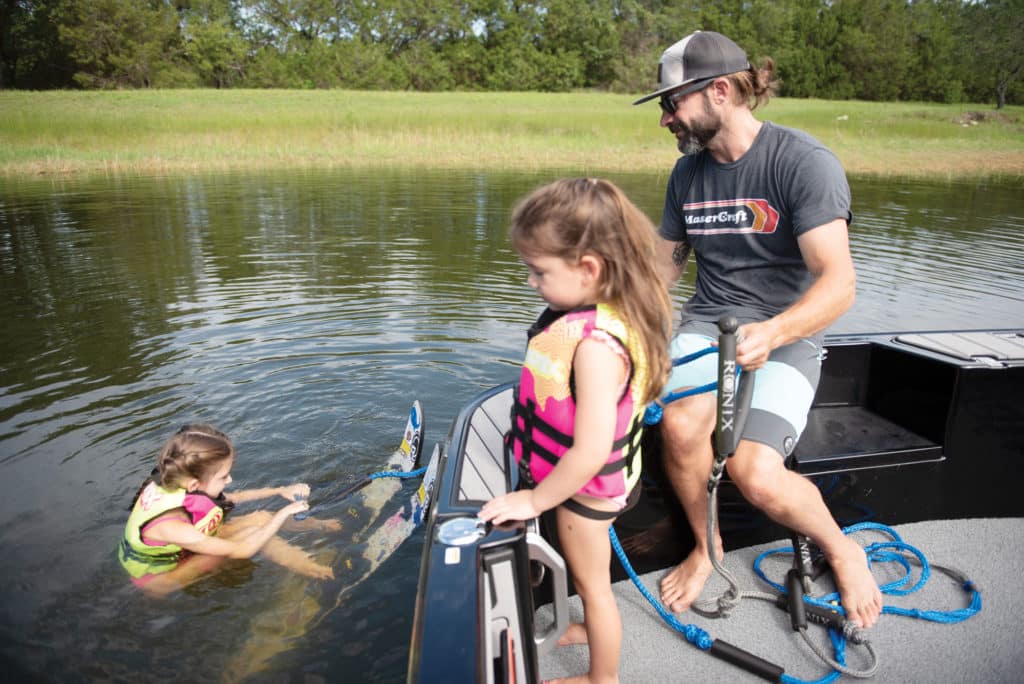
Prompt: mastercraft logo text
<box><xmin>683</xmin><ymin>199</ymin><xmax>779</xmax><ymax>234</ymax></box>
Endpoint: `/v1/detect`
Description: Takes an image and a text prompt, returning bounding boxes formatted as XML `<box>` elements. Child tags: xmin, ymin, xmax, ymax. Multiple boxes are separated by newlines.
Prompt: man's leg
<box><xmin>657</xmin><ymin>328</ymin><xmax>724</xmax><ymax>613</ymax></box>
<box><xmin>658</xmin><ymin>391</ymin><xmax>721</xmax><ymax>614</ymax></box>
<box><xmin>727</xmin><ymin>443</ymin><xmax>883</xmax><ymax>628</ymax></box>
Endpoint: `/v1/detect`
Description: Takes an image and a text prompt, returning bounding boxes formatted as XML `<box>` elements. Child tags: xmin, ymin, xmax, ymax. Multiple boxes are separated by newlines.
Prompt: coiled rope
<box><xmin>614</xmin><ymin>345</ymin><xmax>980</xmax><ymax>681</ymax></box>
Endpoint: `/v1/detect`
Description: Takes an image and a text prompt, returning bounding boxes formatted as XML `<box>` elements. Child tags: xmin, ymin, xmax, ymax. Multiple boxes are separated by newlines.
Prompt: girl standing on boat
<box><xmin>480</xmin><ymin>178</ymin><xmax>672</xmax><ymax>684</ymax></box>
<box><xmin>120</xmin><ymin>424</ymin><xmax>337</xmax><ymax>596</ymax></box>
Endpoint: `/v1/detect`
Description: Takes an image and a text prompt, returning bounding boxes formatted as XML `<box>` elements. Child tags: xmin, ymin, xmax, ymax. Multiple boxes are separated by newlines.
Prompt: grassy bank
<box><xmin>1</xmin><ymin>90</ymin><xmax>1021</xmax><ymax>180</ymax></box>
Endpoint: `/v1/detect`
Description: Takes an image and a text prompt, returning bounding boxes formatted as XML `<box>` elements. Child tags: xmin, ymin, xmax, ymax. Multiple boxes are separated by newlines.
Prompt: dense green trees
<box><xmin>1</xmin><ymin>0</ymin><xmax>1020</xmax><ymax>105</ymax></box>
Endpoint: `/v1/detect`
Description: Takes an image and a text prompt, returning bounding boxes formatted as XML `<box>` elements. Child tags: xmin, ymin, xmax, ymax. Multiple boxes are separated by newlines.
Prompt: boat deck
<box><xmin>538</xmin><ymin>517</ymin><xmax>1022</xmax><ymax>682</ymax></box>
<box><xmin>410</xmin><ymin>329</ymin><xmax>1024</xmax><ymax>683</ymax></box>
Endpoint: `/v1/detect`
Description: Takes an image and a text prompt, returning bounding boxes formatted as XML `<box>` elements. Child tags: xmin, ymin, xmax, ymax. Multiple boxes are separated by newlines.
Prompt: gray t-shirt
<box><xmin>659</xmin><ymin>121</ymin><xmax>851</xmax><ymax>330</ymax></box>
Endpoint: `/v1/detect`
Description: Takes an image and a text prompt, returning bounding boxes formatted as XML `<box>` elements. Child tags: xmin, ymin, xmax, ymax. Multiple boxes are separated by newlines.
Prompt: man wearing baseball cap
<box><xmin>636</xmin><ymin>31</ymin><xmax>883</xmax><ymax>630</ymax></box>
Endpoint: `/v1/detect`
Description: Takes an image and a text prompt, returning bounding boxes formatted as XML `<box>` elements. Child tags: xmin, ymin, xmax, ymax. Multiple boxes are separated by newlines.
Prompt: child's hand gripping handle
<box><xmin>292</xmin><ymin>493</ymin><xmax>310</xmax><ymax>520</ymax></box>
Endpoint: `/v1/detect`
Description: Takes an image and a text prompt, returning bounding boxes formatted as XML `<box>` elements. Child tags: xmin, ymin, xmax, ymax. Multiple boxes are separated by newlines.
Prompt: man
<box><xmin>633</xmin><ymin>30</ymin><xmax>882</xmax><ymax>629</ymax></box>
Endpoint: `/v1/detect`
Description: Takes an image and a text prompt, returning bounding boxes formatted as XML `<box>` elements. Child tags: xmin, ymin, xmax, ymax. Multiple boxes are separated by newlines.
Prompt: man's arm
<box><xmin>737</xmin><ymin>218</ymin><xmax>855</xmax><ymax>370</ymax></box>
<box><xmin>657</xmin><ymin>235</ymin><xmax>691</xmax><ymax>288</ymax></box>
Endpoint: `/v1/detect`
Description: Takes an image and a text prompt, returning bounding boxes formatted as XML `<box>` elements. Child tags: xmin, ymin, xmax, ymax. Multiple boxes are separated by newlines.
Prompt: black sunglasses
<box><xmin>658</xmin><ymin>78</ymin><xmax>716</xmax><ymax>115</ymax></box>
<box><xmin>659</xmin><ymin>92</ymin><xmax>685</xmax><ymax>115</ymax></box>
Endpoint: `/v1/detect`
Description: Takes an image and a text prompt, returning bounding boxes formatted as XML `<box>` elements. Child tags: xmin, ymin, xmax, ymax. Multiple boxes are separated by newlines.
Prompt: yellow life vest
<box><xmin>119</xmin><ymin>480</ymin><xmax>226</xmax><ymax>579</ymax></box>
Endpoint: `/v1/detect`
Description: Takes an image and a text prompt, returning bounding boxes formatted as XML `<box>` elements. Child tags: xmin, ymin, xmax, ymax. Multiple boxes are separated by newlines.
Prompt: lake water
<box><xmin>1</xmin><ymin>169</ymin><xmax>1022</xmax><ymax>682</ymax></box>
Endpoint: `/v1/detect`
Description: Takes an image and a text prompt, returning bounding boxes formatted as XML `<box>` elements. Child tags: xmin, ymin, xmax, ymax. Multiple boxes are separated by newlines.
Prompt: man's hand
<box><xmin>735</xmin><ymin>320</ymin><xmax>779</xmax><ymax>371</ymax></box>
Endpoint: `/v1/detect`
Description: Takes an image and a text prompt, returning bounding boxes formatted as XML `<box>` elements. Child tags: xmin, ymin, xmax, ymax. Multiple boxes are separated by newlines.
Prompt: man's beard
<box><xmin>673</xmin><ymin>94</ymin><xmax>720</xmax><ymax>155</ymax></box>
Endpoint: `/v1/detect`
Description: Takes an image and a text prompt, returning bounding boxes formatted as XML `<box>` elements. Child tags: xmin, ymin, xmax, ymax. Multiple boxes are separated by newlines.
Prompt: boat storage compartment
<box><xmin>793</xmin><ymin>337</ymin><xmax>954</xmax><ymax>475</ymax></box>
<box><xmin>793</xmin><ymin>331</ymin><xmax>1024</xmax><ymax>475</ymax></box>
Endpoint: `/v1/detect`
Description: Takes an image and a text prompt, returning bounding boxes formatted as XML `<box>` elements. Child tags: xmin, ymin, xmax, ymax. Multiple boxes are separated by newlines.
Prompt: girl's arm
<box><xmin>226</xmin><ymin>483</ymin><xmax>310</xmax><ymax>505</ymax></box>
<box><xmin>479</xmin><ymin>338</ymin><xmax>624</xmax><ymax>523</ymax></box>
<box><xmin>145</xmin><ymin>499</ymin><xmax>309</xmax><ymax>559</ymax></box>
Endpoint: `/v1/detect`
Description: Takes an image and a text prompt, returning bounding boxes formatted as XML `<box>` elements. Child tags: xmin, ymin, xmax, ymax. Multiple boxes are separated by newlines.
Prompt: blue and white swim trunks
<box><xmin>665</xmin><ymin>320</ymin><xmax>824</xmax><ymax>458</ymax></box>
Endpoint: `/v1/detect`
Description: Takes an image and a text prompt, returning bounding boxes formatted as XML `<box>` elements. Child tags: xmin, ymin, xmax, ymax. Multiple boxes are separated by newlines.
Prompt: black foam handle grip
<box><xmin>709</xmin><ymin>639</ymin><xmax>784</xmax><ymax>681</ymax></box>
<box><xmin>715</xmin><ymin>316</ymin><xmax>739</xmax><ymax>457</ymax></box>
<box><xmin>775</xmin><ymin>592</ymin><xmax>848</xmax><ymax>631</ymax></box>
<box><xmin>786</xmin><ymin>569</ymin><xmax>807</xmax><ymax>631</ymax></box>
<box><xmin>715</xmin><ymin>315</ymin><xmax>755</xmax><ymax>458</ymax></box>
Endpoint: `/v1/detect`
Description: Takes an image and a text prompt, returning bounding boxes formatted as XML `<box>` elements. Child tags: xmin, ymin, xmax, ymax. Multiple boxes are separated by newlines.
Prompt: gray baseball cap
<box><xmin>633</xmin><ymin>31</ymin><xmax>750</xmax><ymax>105</ymax></box>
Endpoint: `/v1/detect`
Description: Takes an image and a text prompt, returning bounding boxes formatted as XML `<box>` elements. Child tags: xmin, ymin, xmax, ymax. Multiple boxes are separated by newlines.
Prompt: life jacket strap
<box><xmin>118</xmin><ymin>537</ymin><xmax>182</xmax><ymax>565</ymax></box>
<box><xmin>508</xmin><ymin>384</ymin><xmax>645</xmax><ymax>479</ymax></box>
<box><xmin>560</xmin><ymin>482</ymin><xmax>642</xmax><ymax>520</ymax></box>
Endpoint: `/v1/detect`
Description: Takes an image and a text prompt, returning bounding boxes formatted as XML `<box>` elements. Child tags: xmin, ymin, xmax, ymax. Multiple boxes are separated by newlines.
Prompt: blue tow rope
<box><xmin>609</xmin><ymin>526</ymin><xmax>714</xmax><ymax>652</ymax></box>
<box><xmin>619</xmin><ymin>345</ymin><xmax>982</xmax><ymax>682</ymax></box>
<box><xmin>369</xmin><ymin>466</ymin><xmax>428</xmax><ymax>480</ymax></box>
<box><xmin>643</xmin><ymin>346</ymin><xmax>729</xmax><ymax>426</ymax></box>
<box><xmin>611</xmin><ymin>521</ymin><xmax>982</xmax><ymax>683</ymax></box>
<box><xmin>753</xmin><ymin>522</ymin><xmax>982</xmax><ymax>626</ymax></box>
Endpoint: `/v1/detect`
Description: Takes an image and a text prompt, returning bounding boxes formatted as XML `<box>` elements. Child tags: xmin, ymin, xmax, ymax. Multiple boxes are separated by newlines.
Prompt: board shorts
<box><xmin>665</xmin><ymin>320</ymin><xmax>824</xmax><ymax>459</ymax></box>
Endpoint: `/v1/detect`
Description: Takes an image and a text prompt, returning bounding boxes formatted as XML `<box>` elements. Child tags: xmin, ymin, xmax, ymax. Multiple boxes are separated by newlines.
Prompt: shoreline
<box><xmin>2</xmin><ymin>90</ymin><xmax>1022</xmax><ymax>182</ymax></box>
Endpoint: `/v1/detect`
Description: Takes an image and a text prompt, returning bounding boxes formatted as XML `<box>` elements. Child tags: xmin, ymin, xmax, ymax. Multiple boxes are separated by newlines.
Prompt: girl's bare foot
<box><xmin>279</xmin><ymin>546</ymin><xmax>334</xmax><ymax>580</ymax></box>
<box><xmin>282</xmin><ymin>517</ymin><xmax>343</xmax><ymax>533</ymax></box>
<box><xmin>556</xmin><ymin>622</ymin><xmax>587</xmax><ymax>646</ymax></box>
<box><xmin>547</xmin><ymin>675</ymin><xmax>618</xmax><ymax>684</ymax></box>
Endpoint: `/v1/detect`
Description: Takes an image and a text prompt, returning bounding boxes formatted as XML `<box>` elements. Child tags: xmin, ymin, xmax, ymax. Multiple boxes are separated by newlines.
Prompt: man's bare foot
<box><xmin>556</xmin><ymin>622</ymin><xmax>587</xmax><ymax>647</ymax></box>
<box><xmin>828</xmin><ymin>537</ymin><xmax>882</xmax><ymax>629</ymax></box>
<box><xmin>659</xmin><ymin>547</ymin><xmax>718</xmax><ymax>613</ymax></box>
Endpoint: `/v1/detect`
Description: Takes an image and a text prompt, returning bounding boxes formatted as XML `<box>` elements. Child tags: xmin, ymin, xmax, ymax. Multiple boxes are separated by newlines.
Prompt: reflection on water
<box><xmin>1</xmin><ymin>170</ymin><xmax>1022</xmax><ymax>681</ymax></box>
<box><xmin>842</xmin><ymin>179</ymin><xmax>1024</xmax><ymax>331</ymax></box>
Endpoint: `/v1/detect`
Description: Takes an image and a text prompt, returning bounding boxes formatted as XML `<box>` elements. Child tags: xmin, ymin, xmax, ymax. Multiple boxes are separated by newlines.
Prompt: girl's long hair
<box><xmin>510</xmin><ymin>178</ymin><xmax>672</xmax><ymax>403</ymax></box>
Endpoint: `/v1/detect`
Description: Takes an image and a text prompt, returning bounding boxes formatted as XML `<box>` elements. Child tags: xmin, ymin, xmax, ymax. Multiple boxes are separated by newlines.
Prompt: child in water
<box><xmin>120</xmin><ymin>424</ymin><xmax>338</xmax><ymax>596</ymax></box>
<box><xmin>479</xmin><ymin>178</ymin><xmax>672</xmax><ymax>684</ymax></box>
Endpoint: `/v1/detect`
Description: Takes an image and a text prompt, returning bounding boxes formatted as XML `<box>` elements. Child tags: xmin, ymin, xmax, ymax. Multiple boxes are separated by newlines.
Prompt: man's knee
<box><xmin>726</xmin><ymin>444</ymin><xmax>787</xmax><ymax>510</ymax></box>
<box><xmin>660</xmin><ymin>397</ymin><xmax>715</xmax><ymax>459</ymax></box>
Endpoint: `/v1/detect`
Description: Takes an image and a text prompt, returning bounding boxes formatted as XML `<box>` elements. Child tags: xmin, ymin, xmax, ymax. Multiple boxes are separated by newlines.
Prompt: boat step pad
<box><xmin>458</xmin><ymin>389</ymin><xmax>513</xmax><ymax>503</ymax></box>
<box><xmin>895</xmin><ymin>332</ymin><xmax>1024</xmax><ymax>364</ymax></box>
<box><xmin>792</xmin><ymin>405</ymin><xmax>942</xmax><ymax>475</ymax></box>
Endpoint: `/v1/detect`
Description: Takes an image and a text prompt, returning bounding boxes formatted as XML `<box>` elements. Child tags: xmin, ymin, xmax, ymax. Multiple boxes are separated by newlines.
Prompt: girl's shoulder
<box><xmin>139</xmin><ymin>507</ymin><xmax>192</xmax><ymax>544</ymax></box>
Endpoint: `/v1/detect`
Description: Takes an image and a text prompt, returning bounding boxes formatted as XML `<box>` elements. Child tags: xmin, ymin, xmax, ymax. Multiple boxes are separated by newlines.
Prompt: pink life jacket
<box><xmin>507</xmin><ymin>305</ymin><xmax>646</xmax><ymax>500</ymax></box>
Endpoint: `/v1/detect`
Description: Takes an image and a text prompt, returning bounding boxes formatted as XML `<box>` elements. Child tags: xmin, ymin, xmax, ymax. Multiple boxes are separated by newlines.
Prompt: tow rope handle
<box><xmin>709</xmin><ymin>316</ymin><xmax>755</xmax><ymax>492</ymax></box>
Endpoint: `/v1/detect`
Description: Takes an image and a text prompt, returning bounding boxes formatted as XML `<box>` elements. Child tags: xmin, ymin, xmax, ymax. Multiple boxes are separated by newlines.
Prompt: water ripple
<box><xmin>0</xmin><ymin>170</ymin><xmax>1022</xmax><ymax>682</ymax></box>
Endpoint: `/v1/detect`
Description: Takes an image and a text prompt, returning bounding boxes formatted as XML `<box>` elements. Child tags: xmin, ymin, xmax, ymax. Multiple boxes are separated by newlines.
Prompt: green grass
<box><xmin>1</xmin><ymin>90</ymin><xmax>1021</xmax><ymax>180</ymax></box>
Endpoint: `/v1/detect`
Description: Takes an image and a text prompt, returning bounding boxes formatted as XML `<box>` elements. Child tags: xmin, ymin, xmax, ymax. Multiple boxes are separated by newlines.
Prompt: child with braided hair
<box><xmin>120</xmin><ymin>424</ymin><xmax>337</xmax><ymax>596</ymax></box>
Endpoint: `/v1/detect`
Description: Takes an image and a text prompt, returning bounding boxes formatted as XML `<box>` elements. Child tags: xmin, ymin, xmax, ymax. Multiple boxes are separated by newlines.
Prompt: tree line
<box><xmin>2</xmin><ymin>0</ymin><xmax>1021</xmax><ymax>107</ymax></box>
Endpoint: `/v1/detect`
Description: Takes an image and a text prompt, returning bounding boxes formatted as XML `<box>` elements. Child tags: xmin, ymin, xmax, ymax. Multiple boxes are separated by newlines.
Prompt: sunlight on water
<box><xmin>0</xmin><ymin>170</ymin><xmax>1022</xmax><ymax>681</ymax></box>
